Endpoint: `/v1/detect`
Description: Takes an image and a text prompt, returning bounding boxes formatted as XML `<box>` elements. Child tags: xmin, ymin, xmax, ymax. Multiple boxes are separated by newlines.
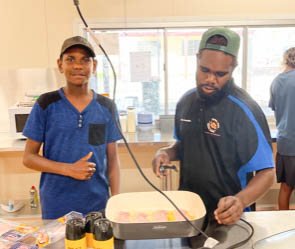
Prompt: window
<box><xmin>89</xmin><ymin>30</ymin><xmax>164</xmax><ymax>115</ymax></box>
<box><xmin>81</xmin><ymin>22</ymin><xmax>295</xmax><ymax>121</ymax></box>
<box><xmin>166</xmin><ymin>28</ymin><xmax>205</xmax><ymax>114</ymax></box>
<box><xmin>247</xmin><ymin>27</ymin><xmax>295</xmax><ymax>116</ymax></box>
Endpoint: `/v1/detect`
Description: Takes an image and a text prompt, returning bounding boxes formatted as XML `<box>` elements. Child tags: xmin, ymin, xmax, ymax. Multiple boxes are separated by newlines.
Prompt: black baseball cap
<box><xmin>199</xmin><ymin>27</ymin><xmax>240</xmax><ymax>57</ymax></box>
<box><xmin>60</xmin><ymin>36</ymin><xmax>95</xmax><ymax>57</ymax></box>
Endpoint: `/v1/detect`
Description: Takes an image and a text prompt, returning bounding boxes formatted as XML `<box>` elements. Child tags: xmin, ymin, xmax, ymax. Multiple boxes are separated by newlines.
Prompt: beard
<box><xmin>197</xmin><ymin>83</ymin><xmax>227</xmax><ymax>103</ymax></box>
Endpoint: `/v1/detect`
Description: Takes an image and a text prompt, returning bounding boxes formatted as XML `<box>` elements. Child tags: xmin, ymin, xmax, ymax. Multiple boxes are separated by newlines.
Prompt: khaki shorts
<box><xmin>276</xmin><ymin>152</ymin><xmax>295</xmax><ymax>188</ymax></box>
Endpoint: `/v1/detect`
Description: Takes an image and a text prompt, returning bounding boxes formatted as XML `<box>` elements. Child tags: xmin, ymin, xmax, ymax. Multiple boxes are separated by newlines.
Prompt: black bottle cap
<box><xmin>85</xmin><ymin>211</ymin><xmax>104</xmax><ymax>233</ymax></box>
<box><xmin>93</xmin><ymin>218</ymin><xmax>113</xmax><ymax>241</ymax></box>
<box><xmin>66</xmin><ymin>218</ymin><xmax>85</xmax><ymax>241</ymax></box>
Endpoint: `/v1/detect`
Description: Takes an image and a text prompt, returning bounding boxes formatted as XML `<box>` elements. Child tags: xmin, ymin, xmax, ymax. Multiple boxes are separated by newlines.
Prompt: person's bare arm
<box><xmin>23</xmin><ymin>138</ymin><xmax>96</xmax><ymax>181</ymax></box>
<box><xmin>214</xmin><ymin>168</ymin><xmax>275</xmax><ymax>225</ymax></box>
<box><xmin>152</xmin><ymin>141</ymin><xmax>180</xmax><ymax>178</ymax></box>
<box><xmin>106</xmin><ymin>142</ymin><xmax>120</xmax><ymax>196</ymax></box>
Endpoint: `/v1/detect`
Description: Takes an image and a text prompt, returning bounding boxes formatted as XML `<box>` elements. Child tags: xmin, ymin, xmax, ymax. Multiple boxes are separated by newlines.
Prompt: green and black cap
<box><xmin>60</xmin><ymin>36</ymin><xmax>95</xmax><ymax>58</ymax></box>
<box><xmin>199</xmin><ymin>27</ymin><xmax>240</xmax><ymax>57</ymax></box>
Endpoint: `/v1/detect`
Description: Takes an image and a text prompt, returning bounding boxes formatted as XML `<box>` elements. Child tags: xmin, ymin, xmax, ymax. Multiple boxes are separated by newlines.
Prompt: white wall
<box><xmin>1</xmin><ymin>0</ymin><xmax>295</xmax><ymax>68</ymax></box>
<box><xmin>0</xmin><ymin>0</ymin><xmax>288</xmax><ymax>204</ymax></box>
<box><xmin>0</xmin><ymin>68</ymin><xmax>64</xmax><ymax>131</ymax></box>
<box><xmin>0</xmin><ymin>0</ymin><xmax>295</xmax><ymax>131</ymax></box>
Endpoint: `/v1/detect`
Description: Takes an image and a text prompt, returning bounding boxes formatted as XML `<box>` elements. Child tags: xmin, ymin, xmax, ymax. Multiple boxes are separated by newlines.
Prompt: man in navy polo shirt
<box><xmin>152</xmin><ymin>27</ymin><xmax>275</xmax><ymax>225</ymax></box>
<box><xmin>23</xmin><ymin>36</ymin><xmax>121</xmax><ymax>219</ymax></box>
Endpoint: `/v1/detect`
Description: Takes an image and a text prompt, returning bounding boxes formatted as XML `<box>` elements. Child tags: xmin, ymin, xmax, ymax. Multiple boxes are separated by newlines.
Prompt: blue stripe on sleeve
<box><xmin>173</xmin><ymin>128</ymin><xmax>179</xmax><ymax>142</ymax></box>
<box><xmin>228</xmin><ymin>95</ymin><xmax>274</xmax><ymax>189</ymax></box>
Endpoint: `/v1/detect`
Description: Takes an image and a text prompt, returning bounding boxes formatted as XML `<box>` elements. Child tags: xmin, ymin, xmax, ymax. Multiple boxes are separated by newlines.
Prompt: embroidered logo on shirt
<box><xmin>206</xmin><ymin>118</ymin><xmax>220</xmax><ymax>135</ymax></box>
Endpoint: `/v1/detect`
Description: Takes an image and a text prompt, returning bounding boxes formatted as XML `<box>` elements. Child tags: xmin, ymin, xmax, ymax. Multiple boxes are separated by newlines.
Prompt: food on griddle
<box><xmin>132</xmin><ymin>212</ymin><xmax>150</xmax><ymax>222</ymax></box>
<box><xmin>115</xmin><ymin>211</ymin><xmax>131</xmax><ymax>222</ymax></box>
<box><xmin>172</xmin><ymin>209</ymin><xmax>194</xmax><ymax>221</ymax></box>
<box><xmin>153</xmin><ymin>210</ymin><xmax>169</xmax><ymax>222</ymax></box>
<box><xmin>115</xmin><ymin>209</ymin><xmax>195</xmax><ymax>223</ymax></box>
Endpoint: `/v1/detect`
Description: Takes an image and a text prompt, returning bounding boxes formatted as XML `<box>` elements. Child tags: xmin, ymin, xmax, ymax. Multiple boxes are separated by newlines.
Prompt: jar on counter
<box><xmin>119</xmin><ymin>112</ymin><xmax>127</xmax><ymax>133</ymax></box>
<box><xmin>137</xmin><ymin>112</ymin><xmax>153</xmax><ymax>131</ymax></box>
<box><xmin>127</xmin><ymin>107</ymin><xmax>136</xmax><ymax>133</ymax></box>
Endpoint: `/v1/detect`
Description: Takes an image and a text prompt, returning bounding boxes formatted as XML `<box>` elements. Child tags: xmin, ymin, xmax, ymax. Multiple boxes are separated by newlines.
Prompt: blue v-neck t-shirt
<box><xmin>23</xmin><ymin>88</ymin><xmax>121</xmax><ymax>219</ymax></box>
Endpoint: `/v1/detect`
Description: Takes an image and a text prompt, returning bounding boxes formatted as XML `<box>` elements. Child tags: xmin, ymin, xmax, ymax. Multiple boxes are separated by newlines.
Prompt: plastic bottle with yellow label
<box><xmin>93</xmin><ymin>218</ymin><xmax>114</xmax><ymax>249</ymax></box>
<box><xmin>85</xmin><ymin>211</ymin><xmax>104</xmax><ymax>248</ymax></box>
<box><xmin>65</xmin><ymin>218</ymin><xmax>87</xmax><ymax>249</ymax></box>
<box><xmin>30</xmin><ymin>186</ymin><xmax>38</xmax><ymax>208</ymax></box>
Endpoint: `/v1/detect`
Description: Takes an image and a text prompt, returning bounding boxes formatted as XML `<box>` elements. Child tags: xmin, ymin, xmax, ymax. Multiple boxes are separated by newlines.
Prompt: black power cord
<box><xmin>72</xmin><ymin>1</ymin><xmax>255</xmax><ymax>248</ymax></box>
<box><xmin>201</xmin><ymin>124</ymin><xmax>255</xmax><ymax>248</ymax></box>
<box><xmin>227</xmin><ymin>218</ymin><xmax>254</xmax><ymax>249</ymax></box>
<box><xmin>72</xmin><ymin>0</ymin><xmax>213</xmax><ymax>243</ymax></box>
<box><xmin>73</xmin><ymin>0</ymin><xmax>117</xmax><ymax>101</ymax></box>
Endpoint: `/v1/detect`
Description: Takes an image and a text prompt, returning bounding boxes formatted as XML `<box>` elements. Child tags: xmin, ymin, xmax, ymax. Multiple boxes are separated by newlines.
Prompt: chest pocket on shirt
<box><xmin>89</xmin><ymin>123</ymin><xmax>106</xmax><ymax>146</ymax></box>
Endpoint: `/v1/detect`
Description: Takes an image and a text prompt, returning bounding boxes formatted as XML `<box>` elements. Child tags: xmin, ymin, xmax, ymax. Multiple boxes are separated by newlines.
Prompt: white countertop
<box><xmin>206</xmin><ymin>210</ymin><xmax>295</xmax><ymax>249</ymax></box>
<box><xmin>189</xmin><ymin>210</ymin><xmax>295</xmax><ymax>249</ymax></box>
<box><xmin>0</xmin><ymin>129</ymin><xmax>175</xmax><ymax>153</ymax></box>
<box><xmin>243</xmin><ymin>210</ymin><xmax>295</xmax><ymax>246</ymax></box>
<box><xmin>0</xmin><ymin>132</ymin><xmax>27</xmax><ymax>152</ymax></box>
<box><xmin>2</xmin><ymin>210</ymin><xmax>295</xmax><ymax>249</ymax></box>
<box><xmin>0</xmin><ymin>200</ymin><xmax>41</xmax><ymax>219</ymax></box>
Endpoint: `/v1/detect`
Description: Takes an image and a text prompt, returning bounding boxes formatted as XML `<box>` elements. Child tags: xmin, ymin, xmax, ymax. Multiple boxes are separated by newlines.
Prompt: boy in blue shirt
<box><xmin>23</xmin><ymin>36</ymin><xmax>121</xmax><ymax>219</ymax></box>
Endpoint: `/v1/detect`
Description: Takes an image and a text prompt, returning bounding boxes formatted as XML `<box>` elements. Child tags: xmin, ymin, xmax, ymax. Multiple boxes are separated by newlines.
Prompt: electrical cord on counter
<box><xmin>73</xmin><ymin>0</ymin><xmax>117</xmax><ymax>100</ymax></box>
<box><xmin>227</xmin><ymin>218</ymin><xmax>254</xmax><ymax>249</ymax></box>
<box><xmin>195</xmin><ymin>218</ymin><xmax>254</xmax><ymax>249</ymax></box>
<box><xmin>72</xmin><ymin>1</ymin><xmax>256</xmax><ymax>248</ymax></box>
<box><xmin>194</xmin><ymin>113</ymin><xmax>258</xmax><ymax>249</ymax></box>
<box><xmin>72</xmin><ymin>0</ymin><xmax>216</xmax><ymax>245</ymax></box>
<box><xmin>73</xmin><ymin>1</ymin><xmax>255</xmax><ymax>247</ymax></box>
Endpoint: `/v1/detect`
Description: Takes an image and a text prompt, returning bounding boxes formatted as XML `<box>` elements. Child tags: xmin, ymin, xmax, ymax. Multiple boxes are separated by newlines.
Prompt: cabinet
<box><xmin>0</xmin><ymin>131</ymin><xmax>278</xmax><ymax>209</ymax></box>
<box><xmin>0</xmin><ymin>131</ymin><xmax>177</xmax><ymax>201</ymax></box>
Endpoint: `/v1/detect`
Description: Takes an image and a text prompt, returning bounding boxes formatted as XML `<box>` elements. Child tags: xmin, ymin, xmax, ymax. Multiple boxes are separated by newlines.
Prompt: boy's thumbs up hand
<box><xmin>80</xmin><ymin>151</ymin><xmax>93</xmax><ymax>161</ymax></box>
<box><xmin>68</xmin><ymin>152</ymin><xmax>96</xmax><ymax>180</ymax></box>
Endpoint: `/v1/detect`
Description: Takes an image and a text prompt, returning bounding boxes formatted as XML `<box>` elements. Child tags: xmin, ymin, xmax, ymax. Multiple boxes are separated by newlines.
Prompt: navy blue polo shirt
<box><xmin>23</xmin><ymin>88</ymin><xmax>121</xmax><ymax>219</ymax></box>
<box><xmin>174</xmin><ymin>79</ymin><xmax>274</xmax><ymax>213</ymax></box>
